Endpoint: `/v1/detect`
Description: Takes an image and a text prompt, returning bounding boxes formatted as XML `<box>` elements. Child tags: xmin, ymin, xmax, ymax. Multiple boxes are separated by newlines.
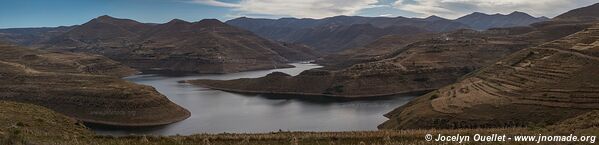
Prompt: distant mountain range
<box><xmin>1</xmin><ymin>16</ymin><xmax>320</xmax><ymax>73</ymax></box>
<box><xmin>226</xmin><ymin>16</ymin><xmax>466</xmax><ymax>52</ymax></box>
<box><xmin>226</xmin><ymin>11</ymin><xmax>548</xmax><ymax>52</ymax></box>
<box><xmin>455</xmin><ymin>11</ymin><xmax>549</xmax><ymax>30</ymax></box>
<box><xmin>189</xmin><ymin>3</ymin><xmax>599</xmax><ymax>99</ymax></box>
<box><xmin>0</xmin><ymin>11</ymin><xmax>561</xmax><ymax>73</ymax></box>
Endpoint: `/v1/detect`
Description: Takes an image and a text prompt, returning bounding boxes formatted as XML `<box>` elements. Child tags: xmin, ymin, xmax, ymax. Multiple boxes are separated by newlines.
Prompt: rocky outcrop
<box><xmin>379</xmin><ymin>24</ymin><xmax>599</xmax><ymax>129</ymax></box>
<box><xmin>0</xmin><ymin>42</ymin><xmax>190</xmax><ymax>126</ymax></box>
<box><xmin>28</xmin><ymin>16</ymin><xmax>318</xmax><ymax>74</ymax></box>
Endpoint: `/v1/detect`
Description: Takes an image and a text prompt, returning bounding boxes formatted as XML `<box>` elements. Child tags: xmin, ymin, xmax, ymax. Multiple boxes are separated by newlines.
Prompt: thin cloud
<box><xmin>188</xmin><ymin>0</ymin><xmax>240</xmax><ymax>8</ymax></box>
<box><xmin>188</xmin><ymin>0</ymin><xmax>381</xmax><ymax>18</ymax></box>
<box><xmin>393</xmin><ymin>0</ymin><xmax>599</xmax><ymax>19</ymax></box>
<box><xmin>379</xmin><ymin>14</ymin><xmax>393</xmax><ymax>17</ymax></box>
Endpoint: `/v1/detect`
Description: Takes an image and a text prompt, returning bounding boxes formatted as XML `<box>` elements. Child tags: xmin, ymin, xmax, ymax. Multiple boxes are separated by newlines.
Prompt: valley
<box><xmin>0</xmin><ymin>1</ymin><xmax>598</xmax><ymax>145</ymax></box>
<box><xmin>89</xmin><ymin>63</ymin><xmax>415</xmax><ymax>135</ymax></box>
<box><xmin>189</xmin><ymin>17</ymin><xmax>594</xmax><ymax>98</ymax></box>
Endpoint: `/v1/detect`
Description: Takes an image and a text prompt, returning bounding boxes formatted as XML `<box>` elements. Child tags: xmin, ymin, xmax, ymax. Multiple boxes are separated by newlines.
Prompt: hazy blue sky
<box><xmin>0</xmin><ymin>0</ymin><xmax>597</xmax><ymax>28</ymax></box>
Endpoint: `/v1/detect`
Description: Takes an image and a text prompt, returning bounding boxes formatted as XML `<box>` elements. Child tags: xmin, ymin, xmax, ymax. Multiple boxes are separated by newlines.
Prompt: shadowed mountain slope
<box><xmin>554</xmin><ymin>3</ymin><xmax>599</xmax><ymax>21</ymax></box>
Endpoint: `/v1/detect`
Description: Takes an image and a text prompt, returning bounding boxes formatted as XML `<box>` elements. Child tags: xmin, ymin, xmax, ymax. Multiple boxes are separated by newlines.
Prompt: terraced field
<box><xmin>380</xmin><ymin>24</ymin><xmax>599</xmax><ymax>129</ymax></box>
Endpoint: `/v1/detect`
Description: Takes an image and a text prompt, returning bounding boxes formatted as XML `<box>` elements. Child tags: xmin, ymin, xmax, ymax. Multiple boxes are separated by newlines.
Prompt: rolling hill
<box><xmin>0</xmin><ymin>42</ymin><xmax>190</xmax><ymax>126</ymax></box>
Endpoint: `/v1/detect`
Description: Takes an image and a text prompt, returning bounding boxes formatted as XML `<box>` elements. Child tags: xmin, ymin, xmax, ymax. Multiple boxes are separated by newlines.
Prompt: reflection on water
<box><xmin>91</xmin><ymin>63</ymin><xmax>415</xmax><ymax>136</ymax></box>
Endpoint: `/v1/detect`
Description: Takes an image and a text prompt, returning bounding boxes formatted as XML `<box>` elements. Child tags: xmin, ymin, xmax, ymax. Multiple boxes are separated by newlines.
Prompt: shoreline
<box><xmin>127</xmin><ymin>61</ymin><xmax>319</xmax><ymax>77</ymax></box>
<box><xmin>77</xmin><ymin>110</ymin><xmax>191</xmax><ymax>128</ymax></box>
<box><xmin>187</xmin><ymin>81</ymin><xmax>433</xmax><ymax>99</ymax></box>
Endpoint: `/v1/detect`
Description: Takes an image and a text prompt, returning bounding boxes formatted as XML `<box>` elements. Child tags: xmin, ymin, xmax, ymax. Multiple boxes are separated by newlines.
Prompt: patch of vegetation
<box><xmin>324</xmin><ymin>85</ymin><xmax>344</xmax><ymax>94</ymax></box>
<box><xmin>430</xmin><ymin>94</ymin><xmax>439</xmax><ymax>100</ymax></box>
<box><xmin>0</xmin><ymin>127</ymin><xmax>27</xmax><ymax>145</ymax></box>
<box><xmin>528</xmin><ymin>121</ymin><xmax>548</xmax><ymax>131</ymax></box>
<box><xmin>461</xmin><ymin>66</ymin><xmax>474</xmax><ymax>74</ymax></box>
<box><xmin>413</xmin><ymin>77</ymin><xmax>430</xmax><ymax>82</ymax></box>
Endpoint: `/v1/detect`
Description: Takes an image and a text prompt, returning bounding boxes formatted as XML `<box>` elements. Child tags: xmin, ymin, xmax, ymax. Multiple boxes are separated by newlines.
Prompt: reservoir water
<box><xmin>91</xmin><ymin>63</ymin><xmax>415</xmax><ymax>136</ymax></box>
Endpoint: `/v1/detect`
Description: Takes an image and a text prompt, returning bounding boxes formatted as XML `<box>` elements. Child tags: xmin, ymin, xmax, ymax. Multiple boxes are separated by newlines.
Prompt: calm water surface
<box><xmin>92</xmin><ymin>63</ymin><xmax>415</xmax><ymax>136</ymax></box>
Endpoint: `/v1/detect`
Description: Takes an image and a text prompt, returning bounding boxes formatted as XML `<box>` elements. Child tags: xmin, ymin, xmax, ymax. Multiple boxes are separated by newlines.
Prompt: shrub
<box><xmin>430</xmin><ymin>94</ymin><xmax>439</xmax><ymax>100</ymax></box>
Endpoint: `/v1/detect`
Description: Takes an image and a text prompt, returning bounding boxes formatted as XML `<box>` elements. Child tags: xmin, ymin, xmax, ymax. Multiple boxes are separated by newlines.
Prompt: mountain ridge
<box><xmin>225</xmin><ymin>15</ymin><xmax>471</xmax><ymax>52</ymax></box>
<box><xmin>37</xmin><ymin>15</ymin><xmax>319</xmax><ymax>73</ymax></box>
<box><xmin>554</xmin><ymin>3</ymin><xmax>599</xmax><ymax>21</ymax></box>
<box><xmin>455</xmin><ymin>11</ymin><xmax>549</xmax><ymax>30</ymax></box>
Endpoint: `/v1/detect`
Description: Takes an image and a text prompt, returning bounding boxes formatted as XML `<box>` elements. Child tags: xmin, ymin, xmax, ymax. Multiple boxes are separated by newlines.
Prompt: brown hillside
<box><xmin>380</xmin><ymin>24</ymin><xmax>599</xmax><ymax>129</ymax></box>
<box><xmin>554</xmin><ymin>3</ymin><xmax>599</xmax><ymax>21</ymax></box>
<box><xmin>0</xmin><ymin>42</ymin><xmax>190</xmax><ymax>126</ymax></box>
<box><xmin>41</xmin><ymin>16</ymin><xmax>318</xmax><ymax>73</ymax></box>
<box><xmin>188</xmin><ymin>20</ymin><xmax>593</xmax><ymax>98</ymax></box>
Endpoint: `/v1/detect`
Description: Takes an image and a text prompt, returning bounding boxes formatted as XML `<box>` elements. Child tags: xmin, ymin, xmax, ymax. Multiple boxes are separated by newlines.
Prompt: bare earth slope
<box><xmin>315</xmin><ymin>34</ymin><xmax>433</xmax><ymax>70</ymax></box>
<box><xmin>379</xmin><ymin>24</ymin><xmax>599</xmax><ymax>129</ymax></box>
<box><xmin>0</xmin><ymin>43</ymin><xmax>137</xmax><ymax>77</ymax></box>
<box><xmin>0</xmin><ymin>42</ymin><xmax>190</xmax><ymax>126</ymax></box>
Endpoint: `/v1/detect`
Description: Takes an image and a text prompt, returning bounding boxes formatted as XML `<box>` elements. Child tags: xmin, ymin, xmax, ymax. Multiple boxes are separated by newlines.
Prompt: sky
<box><xmin>0</xmin><ymin>0</ymin><xmax>597</xmax><ymax>28</ymax></box>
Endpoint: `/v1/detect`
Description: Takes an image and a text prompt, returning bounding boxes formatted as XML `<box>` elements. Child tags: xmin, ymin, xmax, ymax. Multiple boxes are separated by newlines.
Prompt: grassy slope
<box><xmin>1</xmin><ymin>100</ymin><xmax>597</xmax><ymax>145</ymax></box>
